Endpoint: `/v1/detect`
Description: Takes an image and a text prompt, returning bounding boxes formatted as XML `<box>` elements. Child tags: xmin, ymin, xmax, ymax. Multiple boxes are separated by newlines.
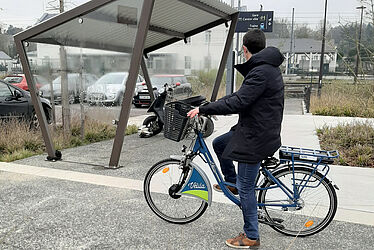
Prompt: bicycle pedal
<box><xmin>272</xmin><ymin>217</ymin><xmax>284</xmax><ymax>223</ymax></box>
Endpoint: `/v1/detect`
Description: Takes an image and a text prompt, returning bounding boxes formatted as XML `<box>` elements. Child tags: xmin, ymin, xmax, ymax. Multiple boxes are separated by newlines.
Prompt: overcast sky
<box><xmin>0</xmin><ymin>0</ymin><xmax>365</xmax><ymax>29</ymax></box>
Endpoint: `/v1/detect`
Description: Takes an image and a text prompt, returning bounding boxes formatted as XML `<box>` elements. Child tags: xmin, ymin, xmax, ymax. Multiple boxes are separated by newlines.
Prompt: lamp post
<box><xmin>354</xmin><ymin>5</ymin><xmax>366</xmax><ymax>84</ymax></box>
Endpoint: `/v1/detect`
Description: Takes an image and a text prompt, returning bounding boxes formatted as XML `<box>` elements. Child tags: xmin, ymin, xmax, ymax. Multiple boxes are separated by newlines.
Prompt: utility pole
<box><xmin>59</xmin><ymin>0</ymin><xmax>71</xmax><ymax>141</ymax></box>
<box><xmin>354</xmin><ymin>5</ymin><xmax>366</xmax><ymax>84</ymax></box>
<box><xmin>318</xmin><ymin>0</ymin><xmax>328</xmax><ymax>97</ymax></box>
<box><xmin>289</xmin><ymin>8</ymin><xmax>295</xmax><ymax>74</ymax></box>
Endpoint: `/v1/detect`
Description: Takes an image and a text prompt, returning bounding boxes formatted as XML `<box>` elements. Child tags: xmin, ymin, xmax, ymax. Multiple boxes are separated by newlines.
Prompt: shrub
<box><xmin>0</xmin><ymin>118</ymin><xmax>138</xmax><ymax>162</ymax></box>
<box><xmin>125</xmin><ymin>124</ymin><xmax>138</xmax><ymax>135</ymax></box>
<box><xmin>317</xmin><ymin>122</ymin><xmax>374</xmax><ymax>167</ymax></box>
<box><xmin>311</xmin><ymin>82</ymin><xmax>374</xmax><ymax>118</ymax></box>
<box><xmin>188</xmin><ymin>69</ymin><xmax>244</xmax><ymax>100</ymax></box>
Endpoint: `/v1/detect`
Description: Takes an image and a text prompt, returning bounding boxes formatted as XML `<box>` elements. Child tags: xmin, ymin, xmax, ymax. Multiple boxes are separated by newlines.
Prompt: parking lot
<box><xmin>52</xmin><ymin>98</ymin><xmax>305</xmax><ymax>126</ymax></box>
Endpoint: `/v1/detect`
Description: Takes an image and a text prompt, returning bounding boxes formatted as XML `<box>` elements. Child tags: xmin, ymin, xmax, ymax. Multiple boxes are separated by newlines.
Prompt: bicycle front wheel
<box><xmin>258</xmin><ymin>166</ymin><xmax>337</xmax><ymax>237</ymax></box>
<box><xmin>144</xmin><ymin>159</ymin><xmax>208</xmax><ymax>224</ymax></box>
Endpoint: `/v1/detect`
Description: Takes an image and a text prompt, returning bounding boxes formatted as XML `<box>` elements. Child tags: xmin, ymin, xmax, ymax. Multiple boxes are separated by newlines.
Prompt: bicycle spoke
<box><xmin>259</xmin><ymin>166</ymin><xmax>337</xmax><ymax>236</ymax></box>
<box><xmin>144</xmin><ymin>159</ymin><xmax>208</xmax><ymax>224</ymax></box>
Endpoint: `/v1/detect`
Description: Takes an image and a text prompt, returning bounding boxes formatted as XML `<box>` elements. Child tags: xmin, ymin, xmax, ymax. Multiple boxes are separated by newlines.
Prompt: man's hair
<box><xmin>243</xmin><ymin>29</ymin><xmax>266</xmax><ymax>54</ymax></box>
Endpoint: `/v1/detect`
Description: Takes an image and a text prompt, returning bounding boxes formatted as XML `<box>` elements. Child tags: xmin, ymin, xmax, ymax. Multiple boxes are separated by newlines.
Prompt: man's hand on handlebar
<box><xmin>187</xmin><ymin>107</ymin><xmax>199</xmax><ymax>118</ymax></box>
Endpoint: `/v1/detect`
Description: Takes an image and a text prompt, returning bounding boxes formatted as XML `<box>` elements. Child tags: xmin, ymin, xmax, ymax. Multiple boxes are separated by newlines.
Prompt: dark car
<box><xmin>132</xmin><ymin>74</ymin><xmax>192</xmax><ymax>108</ymax></box>
<box><xmin>40</xmin><ymin>73</ymin><xmax>98</xmax><ymax>104</ymax></box>
<box><xmin>0</xmin><ymin>80</ymin><xmax>52</xmax><ymax>125</ymax></box>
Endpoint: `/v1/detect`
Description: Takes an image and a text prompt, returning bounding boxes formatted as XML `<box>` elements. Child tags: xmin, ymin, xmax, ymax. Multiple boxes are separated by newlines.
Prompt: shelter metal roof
<box><xmin>15</xmin><ymin>0</ymin><xmax>237</xmax><ymax>54</ymax></box>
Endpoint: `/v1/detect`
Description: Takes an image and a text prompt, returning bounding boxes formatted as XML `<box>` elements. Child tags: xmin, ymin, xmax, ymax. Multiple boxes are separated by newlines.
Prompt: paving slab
<box><xmin>3</xmin><ymin>106</ymin><xmax>374</xmax><ymax>248</ymax></box>
<box><xmin>13</xmin><ymin>114</ymin><xmax>374</xmax><ymax>224</ymax></box>
<box><xmin>1</xmin><ymin>170</ymin><xmax>373</xmax><ymax>250</ymax></box>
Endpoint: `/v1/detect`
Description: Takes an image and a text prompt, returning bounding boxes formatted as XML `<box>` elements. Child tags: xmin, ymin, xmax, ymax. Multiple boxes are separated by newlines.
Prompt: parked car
<box><xmin>86</xmin><ymin>72</ymin><xmax>144</xmax><ymax>106</ymax></box>
<box><xmin>0</xmin><ymin>80</ymin><xmax>52</xmax><ymax>125</ymax></box>
<box><xmin>132</xmin><ymin>74</ymin><xmax>192</xmax><ymax>108</ymax></box>
<box><xmin>40</xmin><ymin>73</ymin><xmax>98</xmax><ymax>104</ymax></box>
<box><xmin>4</xmin><ymin>74</ymin><xmax>49</xmax><ymax>91</ymax></box>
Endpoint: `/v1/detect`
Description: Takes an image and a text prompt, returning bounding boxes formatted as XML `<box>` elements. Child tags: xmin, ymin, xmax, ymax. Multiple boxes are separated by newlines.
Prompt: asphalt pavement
<box><xmin>1</xmin><ymin>98</ymin><xmax>373</xmax><ymax>249</ymax></box>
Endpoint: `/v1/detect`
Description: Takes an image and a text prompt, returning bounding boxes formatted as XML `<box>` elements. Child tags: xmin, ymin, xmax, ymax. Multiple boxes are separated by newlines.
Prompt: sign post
<box><xmin>226</xmin><ymin>11</ymin><xmax>274</xmax><ymax>96</ymax></box>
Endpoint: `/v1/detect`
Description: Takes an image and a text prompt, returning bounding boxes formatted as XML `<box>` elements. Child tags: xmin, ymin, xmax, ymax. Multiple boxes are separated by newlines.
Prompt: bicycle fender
<box><xmin>170</xmin><ymin>156</ymin><xmax>212</xmax><ymax>206</ymax></box>
<box><xmin>272</xmin><ymin>164</ymin><xmax>339</xmax><ymax>190</ymax></box>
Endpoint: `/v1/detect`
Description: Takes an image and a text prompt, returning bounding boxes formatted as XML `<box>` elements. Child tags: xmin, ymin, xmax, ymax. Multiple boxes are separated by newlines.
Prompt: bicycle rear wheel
<box><xmin>258</xmin><ymin>166</ymin><xmax>337</xmax><ymax>237</ymax></box>
<box><xmin>144</xmin><ymin>159</ymin><xmax>208</xmax><ymax>224</ymax></box>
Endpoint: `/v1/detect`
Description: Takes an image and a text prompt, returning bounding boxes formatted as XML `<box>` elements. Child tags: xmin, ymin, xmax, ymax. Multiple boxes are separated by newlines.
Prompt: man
<box><xmin>187</xmin><ymin>29</ymin><xmax>284</xmax><ymax>248</ymax></box>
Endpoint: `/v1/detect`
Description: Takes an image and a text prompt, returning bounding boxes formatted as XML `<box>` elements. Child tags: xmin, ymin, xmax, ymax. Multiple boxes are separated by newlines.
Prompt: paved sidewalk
<box><xmin>1</xmin><ymin>112</ymin><xmax>374</xmax><ymax>249</ymax></box>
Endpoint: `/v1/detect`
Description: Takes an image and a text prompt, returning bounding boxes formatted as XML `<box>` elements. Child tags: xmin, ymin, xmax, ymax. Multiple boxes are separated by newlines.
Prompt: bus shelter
<box><xmin>14</xmin><ymin>0</ymin><xmax>238</xmax><ymax>168</ymax></box>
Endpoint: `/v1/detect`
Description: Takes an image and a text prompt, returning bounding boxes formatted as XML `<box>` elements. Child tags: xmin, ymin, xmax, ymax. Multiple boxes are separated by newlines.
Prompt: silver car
<box><xmin>40</xmin><ymin>73</ymin><xmax>98</xmax><ymax>104</ymax></box>
<box><xmin>86</xmin><ymin>72</ymin><xmax>144</xmax><ymax>106</ymax></box>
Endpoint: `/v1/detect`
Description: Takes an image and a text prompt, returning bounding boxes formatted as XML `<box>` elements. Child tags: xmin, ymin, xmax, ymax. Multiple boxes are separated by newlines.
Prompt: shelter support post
<box><xmin>108</xmin><ymin>0</ymin><xmax>155</xmax><ymax>168</ymax></box>
<box><xmin>14</xmin><ymin>39</ymin><xmax>58</xmax><ymax>160</ymax></box>
<box><xmin>211</xmin><ymin>13</ymin><xmax>238</xmax><ymax>102</ymax></box>
<box><xmin>141</xmin><ymin>56</ymin><xmax>155</xmax><ymax>102</ymax></box>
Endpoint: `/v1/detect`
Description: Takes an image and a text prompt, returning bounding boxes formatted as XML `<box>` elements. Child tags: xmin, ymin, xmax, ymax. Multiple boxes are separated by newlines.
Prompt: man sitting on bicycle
<box><xmin>187</xmin><ymin>29</ymin><xmax>284</xmax><ymax>248</ymax></box>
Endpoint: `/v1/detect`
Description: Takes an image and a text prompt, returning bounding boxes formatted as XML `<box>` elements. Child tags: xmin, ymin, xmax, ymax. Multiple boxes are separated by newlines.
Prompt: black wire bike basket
<box><xmin>164</xmin><ymin>101</ymin><xmax>192</xmax><ymax>142</ymax></box>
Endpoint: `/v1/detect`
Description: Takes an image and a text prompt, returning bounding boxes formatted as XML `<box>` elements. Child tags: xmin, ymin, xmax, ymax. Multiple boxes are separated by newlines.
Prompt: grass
<box><xmin>310</xmin><ymin>81</ymin><xmax>374</xmax><ymax>117</ymax></box>
<box><xmin>317</xmin><ymin>122</ymin><xmax>374</xmax><ymax>168</ymax></box>
<box><xmin>0</xmin><ymin>118</ymin><xmax>138</xmax><ymax>162</ymax></box>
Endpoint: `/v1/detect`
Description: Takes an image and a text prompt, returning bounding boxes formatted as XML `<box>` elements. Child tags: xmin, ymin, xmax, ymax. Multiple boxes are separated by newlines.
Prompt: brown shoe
<box><xmin>213</xmin><ymin>184</ymin><xmax>238</xmax><ymax>195</ymax></box>
<box><xmin>225</xmin><ymin>233</ymin><xmax>260</xmax><ymax>249</ymax></box>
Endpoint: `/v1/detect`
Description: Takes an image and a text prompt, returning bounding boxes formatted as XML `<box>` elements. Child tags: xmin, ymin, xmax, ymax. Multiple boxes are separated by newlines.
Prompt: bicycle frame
<box><xmin>190</xmin><ymin>131</ymin><xmax>330</xmax><ymax>210</ymax></box>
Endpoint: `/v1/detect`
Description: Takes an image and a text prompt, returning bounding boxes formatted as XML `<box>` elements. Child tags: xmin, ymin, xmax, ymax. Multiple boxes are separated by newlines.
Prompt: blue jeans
<box><xmin>212</xmin><ymin>131</ymin><xmax>236</xmax><ymax>183</ymax></box>
<box><xmin>237</xmin><ymin>162</ymin><xmax>261</xmax><ymax>239</ymax></box>
<box><xmin>213</xmin><ymin>131</ymin><xmax>260</xmax><ymax>239</ymax></box>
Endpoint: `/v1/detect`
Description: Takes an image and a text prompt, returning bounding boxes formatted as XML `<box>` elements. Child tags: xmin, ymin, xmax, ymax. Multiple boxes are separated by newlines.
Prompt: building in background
<box><xmin>148</xmin><ymin>25</ymin><xmax>229</xmax><ymax>75</ymax></box>
<box><xmin>267</xmin><ymin>38</ymin><xmax>338</xmax><ymax>73</ymax></box>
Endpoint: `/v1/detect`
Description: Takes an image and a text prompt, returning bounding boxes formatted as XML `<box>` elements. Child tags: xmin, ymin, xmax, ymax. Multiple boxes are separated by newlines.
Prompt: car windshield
<box><xmin>150</xmin><ymin>76</ymin><xmax>173</xmax><ymax>88</ymax></box>
<box><xmin>96</xmin><ymin>73</ymin><xmax>127</xmax><ymax>85</ymax></box>
<box><xmin>4</xmin><ymin>76</ymin><xmax>23</xmax><ymax>84</ymax></box>
<box><xmin>0</xmin><ymin>82</ymin><xmax>13</xmax><ymax>97</ymax></box>
<box><xmin>53</xmin><ymin>74</ymin><xmax>79</xmax><ymax>85</ymax></box>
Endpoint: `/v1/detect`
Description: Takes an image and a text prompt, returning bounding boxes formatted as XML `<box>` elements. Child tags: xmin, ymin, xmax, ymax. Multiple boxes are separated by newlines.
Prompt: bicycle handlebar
<box><xmin>189</xmin><ymin>115</ymin><xmax>209</xmax><ymax>133</ymax></box>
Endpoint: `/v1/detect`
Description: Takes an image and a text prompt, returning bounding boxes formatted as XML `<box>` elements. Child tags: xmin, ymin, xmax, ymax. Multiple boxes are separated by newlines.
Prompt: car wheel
<box><xmin>116</xmin><ymin>94</ymin><xmax>124</xmax><ymax>106</ymax></box>
<box><xmin>68</xmin><ymin>94</ymin><xmax>75</xmax><ymax>104</ymax></box>
<box><xmin>29</xmin><ymin>111</ymin><xmax>40</xmax><ymax>130</ymax></box>
<box><xmin>134</xmin><ymin>103</ymin><xmax>142</xmax><ymax>108</ymax></box>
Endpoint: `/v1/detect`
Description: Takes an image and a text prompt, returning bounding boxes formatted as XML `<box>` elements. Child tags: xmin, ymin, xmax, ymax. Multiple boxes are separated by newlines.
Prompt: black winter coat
<box><xmin>199</xmin><ymin>47</ymin><xmax>284</xmax><ymax>163</ymax></box>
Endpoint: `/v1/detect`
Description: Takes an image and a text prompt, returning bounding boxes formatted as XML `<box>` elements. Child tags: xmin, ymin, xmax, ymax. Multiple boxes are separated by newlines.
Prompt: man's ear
<box><xmin>243</xmin><ymin>45</ymin><xmax>249</xmax><ymax>55</ymax></box>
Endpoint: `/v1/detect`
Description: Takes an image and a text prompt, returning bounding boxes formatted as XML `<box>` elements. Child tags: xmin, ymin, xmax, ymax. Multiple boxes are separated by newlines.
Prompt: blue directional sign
<box><xmin>235</xmin><ymin>11</ymin><xmax>274</xmax><ymax>33</ymax></box>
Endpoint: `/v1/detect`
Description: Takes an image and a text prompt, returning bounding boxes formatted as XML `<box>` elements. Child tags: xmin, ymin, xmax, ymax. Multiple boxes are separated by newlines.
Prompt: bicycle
<box><xmin>144</xmin><ymin>101</ymin><xmax>340</xmax><ymax>237</ymax></box>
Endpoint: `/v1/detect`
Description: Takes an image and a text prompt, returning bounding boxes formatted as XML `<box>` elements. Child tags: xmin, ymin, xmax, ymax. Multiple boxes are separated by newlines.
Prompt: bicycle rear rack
<box><xmin>278</xmin><ymin>146</ymin><xmax>340</xmax><ymax>189</ymax></box>
<box><xmin>279</xmin><ymin>146</ymin><xmax>339</xmax><ymax>165</ymax></box>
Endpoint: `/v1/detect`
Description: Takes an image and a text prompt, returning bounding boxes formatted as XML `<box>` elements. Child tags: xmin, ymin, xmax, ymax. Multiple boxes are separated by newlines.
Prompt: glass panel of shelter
<box><xmin>22</xmin><ymin>0</ymin><xmax>145</xmax><ymax>163</ymax></box>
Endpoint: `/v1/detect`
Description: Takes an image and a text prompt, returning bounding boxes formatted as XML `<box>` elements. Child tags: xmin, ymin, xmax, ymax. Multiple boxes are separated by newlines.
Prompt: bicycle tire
<box><xmin>144</xmin><ymin>159</ymin><xmax>208</xmax><ymax>224</ymax></box>
<box><xmin>258</xmin><ymin>165</ymin><xmax>337</xmax><ymax>237</ymax></box>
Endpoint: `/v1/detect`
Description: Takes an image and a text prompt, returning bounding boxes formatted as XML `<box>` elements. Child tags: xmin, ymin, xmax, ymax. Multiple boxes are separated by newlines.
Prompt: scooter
<box><xmin>138</xmin><ymin>84</ymin><xmax>214</xmax><ymax>138</ymax></box>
